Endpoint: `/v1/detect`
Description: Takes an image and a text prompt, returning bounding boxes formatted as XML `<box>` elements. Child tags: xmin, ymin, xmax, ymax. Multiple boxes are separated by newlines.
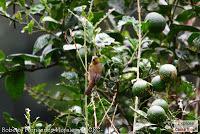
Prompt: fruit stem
<box><xmin>166</xmin><ymin>84</ymin><xmax>170</xmax><ymax>99</ymax></box>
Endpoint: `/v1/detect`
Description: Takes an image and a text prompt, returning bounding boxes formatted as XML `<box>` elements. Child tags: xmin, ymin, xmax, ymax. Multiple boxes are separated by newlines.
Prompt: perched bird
<box><xmin>85</xmin><ymin>56</ymin><xmax>103</xmax><ymax>95</ymax></box>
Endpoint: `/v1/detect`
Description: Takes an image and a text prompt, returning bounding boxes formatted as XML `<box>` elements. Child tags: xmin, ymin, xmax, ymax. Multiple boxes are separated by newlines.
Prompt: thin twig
<box><xmin>183</xmin><ymin>99</ymin><xmax>200</xmax><ymax>113</ymax></box>
<box><xmin>98</xmin><ymin>92</ymin><xmax>117</xmax><ymax>127</ymax></box>
<box><xmin>88</xmin><ymin>0</ymin><xmax>94</xmax><ymax>14</ymax></box>
<box><xmin>94</xmin><ymin>8</ymin><xmax>115</xmax><ymax>29</ymax></box>
<box><xmin>28</xmin><ymin>14</ymin><xmax>44</xmax><ymax>30</ymax></box>
<box><xmin>111</xmin><ymin>104</ymin><xmax>118</xmax><ymax>122</ymax></box>
<box><xmin>171</xmin><ymin>0</ymin><xmax>179</xmax><ymax>21</ymax></box>
<box><xmin>69</xmin><ymin>30</ymin><xmax>87</xmax><ymax>72</ymax></box>
<box><xmin>195</xmin><ymin>77</ymin><xmax>200</xmax><ymax>117</ymax></box>
<box><xmin>0</xmin><ymin>13</ymin><xmax>32</xmax><ymax>26</ymax></box>
<box><xmin>91</xmin><ymin>93</ymin><xmax>98</xmax><ymax>128</ymax></box>
<box><xmin>68</xmin><ymin>9</ymin><xmax>89</xmax><ymax>133</ymax></box>
<box><xmin>83</xmin><ymin>18</ymin><xmax>89</xmax><ymax>134</ymax></box>
<box><xmin>136</xmin><ymin>1</ymin><xmax>142</xmax><ymax>80</ymax></box>
<box><xmin>133</xmin><ymin>0</ymin><xmax>142</xmax><ymax>133</ymax></box>
<box><xmin>133</xmin><ymin>97</ymin><xmax>138</xmax><ymax>133</ymax></box>
<box><xmin>96</xmin><ymin>92</ymin><xmax>119</xmax><ymax>134</ymax></box>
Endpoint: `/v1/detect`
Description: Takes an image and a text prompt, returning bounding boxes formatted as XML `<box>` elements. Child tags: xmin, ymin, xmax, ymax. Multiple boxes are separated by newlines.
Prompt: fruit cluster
<box><xmin>132</xmin><ymin>64</ymin><xmax>177</xmax><ymax>124</ymax></box>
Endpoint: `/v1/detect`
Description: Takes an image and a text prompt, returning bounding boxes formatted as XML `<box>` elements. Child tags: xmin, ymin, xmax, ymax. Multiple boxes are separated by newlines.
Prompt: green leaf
<box><xmin>85</xmin><ymin>20</ymin><xmax>94</xmax><ymax>43</ymax></box>
<box><xmin>8</xmin><ymin>53</ymin><xmax>40</xmax><ymax>62</ymax></box>
<box><xmin>167</xmin><ymin>24</ymin><xmax>200</xmax><ymax>41</ymax></box>
<box><xmin>3</xmin><ymin>112</ymin><xmax>21</xmax><ymax>128</ymax></box>
<box><xmin>0</xmin><ymin>64</ymin><xmax>6</xmax><ymax>73</ymax></box>
<box><xmin>13</xmin><ymin>11</ymin><xmax>23</xmax><ymax>22</ymax></box>
<box><xmin>0</xmin><ymin>49</ymin><xmax>5</xmax><ymax>61</ymax></box>
<box><xmin>19</xmin><ymin>0</ymin><xmax>25</xmax><ymax>6</ymax></box>
<box><xmin>32</xmin><ymin>83</ymin><xmax>47</xmax><ymax>92</ymax></box>
<box><xmin>0</xmin><ymin>0</ymin><xmax>6</xmax><ymax>10</ymax></box>
<box><xmin>63</xmin><ymin>44</ymin><xmax>83</xmax><ymax>51</ymax></box>
<box><xmin>192</xmin><ymin>0</ymin><xmax>200</xmax><ymax>2</ymax></box>
<box><xmin>176</xmin><ymin>9</ymin><xmax>196</xmax><ymax>22</ymax></box>
<box><xmin>41</xmin><ymin>47</ymin><xmax>61</xmax><ymax>66</ymax></box>
<box><xmin>87</xmin><ymin>11</ymin><xmax>94</xmax><ymax>21</ymax></box>
<box><xmin>58</xmin><ymin>84</ymin><xmax>80</xmax><ymax>94</ymax></box>
<box><xmin>30</xmin><ymin>4</ymin><xmax>45</xmax><ymax>14</ymax></box>
<box><xmin>130</xmin><ymin>106</ymin><xmax>147</xmax><ymax>118</ymax></box>
<box><xmin>107</xmin><ymin>31</ymin><xmax>124</xmax><ymax>42</ymax></box>
<box><xmin>61</xmin><ymin>72</ymin><xmax>78</xmax><ymax>80</ymax></box>
<box><xmin>176</xmin><ymin>80</ymin><xmax>194</xmax><ymax>97</ymax></box>
<box><xmin>22</xmin><ymin>20</ymin><xmax>35</xmax><ymax>34</ymax></box>
<box><xmin>118</xmin><ymin>16</ymin><xmax>137</xmax><ymax>28</ymax></box>
<box><xmin>5</xmin><ymin>71</ymin><xmax>25</xmax><ymax>100</ymax></box>
<box><xmin>73</xmin><ymin>5</ymin><xmax>87</xmax><ymax>14</ymax></box>
<box><xmin>134</xmin><ymin>123</ymin><xmax>155</xmax><ymax>131</ymax></box>
<box><xmin>30</xmin><ymin>84</ymin><xmax>82</xmax><ymax>112</ymax></box>
<box><xmin>141</xmin><ymin>21</ymin><xmax>150</xmax><ymax>33</ymax></box>
<box><xmin>33</xmin><ymin>34</ymin><xmax>52</xmax><ymax>54</ymax></box>
<box><xmin>95</xmin><ymin>33</ymin><xmax>115</xmax><ymax>47</ymax></box>
<box><xmin>187</xmin><ymin>32</ymin><xmax>200</xmax><ymax>52</ymax></box>
<box><xmin>90</xmin><ymin>12</ymin><xmax>104</xmax><ymax>24</ymax></box>
<box><xmin>42</xmin><ymin>16</ymin><xmax>60</xmax><ymax>24</ymax></box>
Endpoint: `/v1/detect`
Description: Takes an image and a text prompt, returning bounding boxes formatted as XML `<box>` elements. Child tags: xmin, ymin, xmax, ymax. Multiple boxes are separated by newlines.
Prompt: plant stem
<box><xmin>133</xmin><ymin>0</ymin><xmax>142</xmax><ymax>133</ymax></box>
<box><xmin>96</xmin><ymin>93</ymin><xmax>119</xmax><ymax>134</ymax></box>
<box><xmin>136</xmin><ymin>1</ymin><xmax>142</xmax><ymax>80</ymax></box>
<box><xmin>94</xmin><ymin>8</ymin><xmax>114</xmax><ymax>29</ymax></box>
<box><xmin>112</xmin><ymin>104</ymin><xmax>118</xmax><ymax>122</ymax></box>
<box><xmin>166</xmin><ymin>84</ymin><xmax>170</xmax><ymax>99</ymax></box>
<box><xmin>83</xmin><ymin>24</ymin><xmax>89</xmax><ymax>133</ymax></box>
<box><xmin>171</xmin><ymin>0</ymin><xmax>179</xmax><ymax>21</ymax></box>
<box><xmin>98</xmin><ymin>92</ymin><xmax>117</xmax><ymax>127</ymax></box>
<box><xmin>69</xmin><ymin>30</ymin><xmax>87</xmax><ymax>72</ymax></box>
<box><xmin>88</xmin><ymin>0</ymin><xmax>94</xmax><ymax>14</ymax></box>
<box><xmin>67</xmin><ymin>9</ymin><xmax>89</xmax><ymax>133</ymax></box>
<box><xmin>91</xmin><ymin>94</ymin><xmax>98</xmax><ymax>128</ymax></box>
<box><xmin>195</xmin><ymin>77</ymin><xmax>200</xmax><ymax>117</ymax></box>
<box><xmin>133</xmin><ymin>97</ymin><xmax>138</xmax><ymax>133</ymax></box>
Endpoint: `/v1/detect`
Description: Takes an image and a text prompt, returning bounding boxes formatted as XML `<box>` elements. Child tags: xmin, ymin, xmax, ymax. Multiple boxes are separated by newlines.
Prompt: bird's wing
<box><xmin>88</xmin><ymin>65</ymin><xmax>101</xmax><ymax>83</ymax></box>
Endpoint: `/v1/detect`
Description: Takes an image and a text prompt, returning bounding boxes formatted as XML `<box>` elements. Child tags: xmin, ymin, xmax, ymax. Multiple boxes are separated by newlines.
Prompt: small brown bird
<box><xmin>85</xmin><ymin>56</ymin><xmax>103</xmax><ymax>95</ymax></box>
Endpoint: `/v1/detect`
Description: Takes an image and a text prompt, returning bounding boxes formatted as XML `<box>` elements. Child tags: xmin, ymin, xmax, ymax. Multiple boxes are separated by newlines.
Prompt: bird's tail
<box><xmin>85</xmin><ymin>81</ymin><xmax>95</xmax><ymax>96</ymax></box>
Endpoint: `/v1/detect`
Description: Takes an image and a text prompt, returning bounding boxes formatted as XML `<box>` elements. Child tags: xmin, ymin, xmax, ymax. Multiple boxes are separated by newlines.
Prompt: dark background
<box><xmin>0</xmin><ymin>17</ymin><xmax>63</xmax><ymax>126</ymax></box>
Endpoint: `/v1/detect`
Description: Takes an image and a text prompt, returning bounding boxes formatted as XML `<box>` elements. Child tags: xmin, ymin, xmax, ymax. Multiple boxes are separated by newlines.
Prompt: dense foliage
<box><xmin>0</xmin><ymin>0</ymin><xmax>199</xmax><ymax>133</ymax></box>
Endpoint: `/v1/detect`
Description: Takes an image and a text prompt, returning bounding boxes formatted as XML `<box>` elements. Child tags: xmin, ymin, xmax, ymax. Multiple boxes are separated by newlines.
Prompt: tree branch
<box><xmin>24</xmin><ymin>62</ymin><xmax>59</xmax><ymax>72</ymax></box>
<box><xmin>0</xmin><ymin>62</ymin><xmax>59</xmax><ymax>79</ymax></box>
<box><xmin>0</xmin><ymin>13</ymin><xmax>24</xmax><ymax>25</ymax></box>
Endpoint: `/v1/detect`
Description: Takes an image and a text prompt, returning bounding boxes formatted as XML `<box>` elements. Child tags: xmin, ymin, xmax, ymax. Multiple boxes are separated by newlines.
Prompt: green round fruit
<box><xmin>132</xmin><ymin>79</ymin><xmax>150</xmax><ymax>97</ymax></box>
<box><xmin>159</xmin><ymin>64</ymin><xmax>177</xmax><ymax>81</ymax></box>
<box><xmin>145</xmin><ymin>12</ymin><xmax>166</xmax><ymax>33</ymax></box>
<box><xmin>151</xmin><ymin>75</ymin><xmax>166</xmax><ymax>91</ymax></box>
<box><xmin>147</xmin><ymin>105</ymin><xmax>167</xmax><ymax>124</ymax></box>
<box><xmin>151</xmin><ymin>99</ymin><xmax>168</xmax><ymax>112</ymax></box>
